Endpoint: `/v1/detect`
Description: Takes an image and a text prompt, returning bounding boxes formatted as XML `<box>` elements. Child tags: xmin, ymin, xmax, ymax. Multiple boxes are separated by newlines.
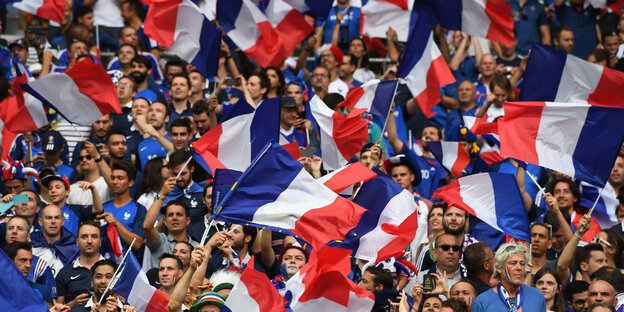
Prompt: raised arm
<box><xmin>260</xmin><ymin>229</ymin><xmax>276</xmax><ymax>270</ymax></box>
<box><xmin>386</xmin><ymin>102</ymin><xmax>404</xmax><ymax>154</ymax></box>
<box><xmin>557</xmin><ymin>213</ymin><xmax>590</xmax><ymax>285</ymax></box>
<box><xmin>143</xmin><ymin>177</ymin><xmax>175</xmax><ymax>249</ymax></box>
<box><xmin>168</xmin><ymin>247</ymin><xmax>206</xmax><ymax>312</ymax></box>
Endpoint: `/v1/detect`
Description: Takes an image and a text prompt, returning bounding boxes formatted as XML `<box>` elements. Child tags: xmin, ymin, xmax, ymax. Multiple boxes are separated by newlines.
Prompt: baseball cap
<box><xmin>189</xmin><ymin>292</ymin><xmax>225</xmax><ymax>312</ymax></box>
<box><xmin>41</xmin><ymin>173</ymin><xmax>70</xmax><ymax>189</ymax></box>
<box><xmin>41</xmin><ymin>131</ymin><xmax>63</xmax><ymax>152</ymax></box>
<box><xmin>9</xmin><ymin>39</ymin><xmax>26</xmax><ymax>49</ymax></box>
<box><xmin>281</xmin><ymin>95</ymin><xmax>297</xmax><ymax>108</ymax></box>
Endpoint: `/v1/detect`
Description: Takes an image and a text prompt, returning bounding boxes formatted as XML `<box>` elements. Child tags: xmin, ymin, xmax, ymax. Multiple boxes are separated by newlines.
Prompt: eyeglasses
<box><xmin>592</xmin><ymin>237</ymin><xmax>613</xmax><ymax>247</ymax></box>
<box><xmin>312</xmin><ymin>73</ymin><xmax>328</xmax><ymax>78</ymax></box>
<box><xmin>79</xmin><ymin>155</ymin><xmax>93</xmax><ymax>160</ymax></box>
<box><xmin>483</xmin><ymin>254</ymin><xmax>495</xmax><ymax>262</ymax></box>
<box><xmin>117</xmin><ymin>82</ymin><xmax>133</xmax><ymax>88</ymax></box>
<box><xmin>438</xmin><ymin>244</ymin><xmax>461</xmax><ymax>252</ymax></box>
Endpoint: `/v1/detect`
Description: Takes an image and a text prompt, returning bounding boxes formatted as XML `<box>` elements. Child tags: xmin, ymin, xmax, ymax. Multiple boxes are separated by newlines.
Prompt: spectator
<box><xmin>264</xmin><ymin>66</ymin><xmax>285</xmax><ymax>99</ymax></box>
<box><xmin>70</xmin><ymin>259</ymin><xmax>135</xmax><ymax>311</ymax></box>
<box><xmin>190</xmin><ymin>100</ymin><xmax>215</xmax><ymax>141</ymax></box>
<box><xmin>510</xmin><ymin>0</ymin><xmax>551</xmax><ymax>55</ymax></box>
<box><xmin>449</xmin><ymin>281</ymin><xmax>476</xmax><ymax>309</ymax></box>
<box><xmin>168</xmin><ymin>74</ymin><xmax>193</xmax><ymax>129</ymax></box>
<box><xmin>338</xmin><ymin>53</ymin><xmax>362</xmax><ymax>90</ymax></box>
<box><xmin>70</xmin><ymin>114</ymin><xmax>113</xmax><ymax>168</ymax></box>
<box><xmin>136</xmin><ymin>157</ymin><xmax>169</xmax><ymax>210</ymax></box>
<box><xmin>136</xmin><ymin>101</ymin><xmax>173</xmax><ymax>169</ymax></box>
<box><xmin>67</xmin><ymin>146</ymin><xmax>113</xmax><ymax>205</ymax></box>
<box><xmin>188</xmin><ymin>70</ymin><xmax>206</xmax><ymax>106</ymax></box>
<box><xmin>31</xmin><ymin>205</ymin><xmax>80</xmax><ymax>276</ymax></box>
<box><xmin>169</xmin><ymin>118</ymin><xmax>192</xmax><ymax>152</ymax></box>
<box><xmin>349</xmin><ymin>38</ymin><xmax>375</xmax><ymax>83</ymax></box>
<box><xmin>320</xmin><ymin>46</ymin><xmax>348</xmax><ymax>97</ymax></box>
<box><xmin>464</xmin><ymin>241</ymin><xmax>495</xmax><ymax>295</ymax></box>
<box><xmin>586</xmin><ymin>279</ymin><xmax>617</xmax><ymax>308</ymax></box>
<box><xmin>555</xmin><ymin>0</ymin><xmax>599</xmax><ymax>58</ymax></box>
<box><xmin>530</xmin><ymin>222</ymin><xmax>556</xmax><ymax>275</ymax></box>
<box><xmin>317</xmin><ymin>0</ymin><xmax>360</xmax><ymax>51</ymax></box>
<box><xmin>553</xmin><ymin>26</ymin><xmax>575</xmax><ymax>55</ymax></box>
<box><xmin>130</xmin><ymin>55</ymin><xmax>164</xmax><ymax>102</ymax></box>
<box><xmin>533</xmin><ymin>267</ymin><xmax>566</xmax><ymax>312</ymax></box>
<box><xmin>310</xmin><ymin>66</ymin><xmax>330</xmax><ymax>99</ymax></box>
<box><xmin>279</xmin><ymin>95</ymin><xmax>308</xmax><ymax>147</ymax></box>
<box><xmin>110</xmin><ymin>75</ymin><xmax>138</xmax><ymax>135</ymax></box>
<box><xmin>4</xmin><ymin>242</ymin><xmax>53</xmax><ymax>303</ymax></box>
<box><xmin>592</xmin><ymin>230</ymin><xmax>624</xmax><ymax>270</ymax></box>
<box><xmin>565</xmin><ymin>280</ymin><xmax>590</xmax><ymax>312</ymax></box>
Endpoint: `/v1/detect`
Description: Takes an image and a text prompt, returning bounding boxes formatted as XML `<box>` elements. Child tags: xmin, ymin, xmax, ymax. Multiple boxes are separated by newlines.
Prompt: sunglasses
<box><xmin>438</xmin><ymin>244</ymin><xmax>461</xmax><ymax>252</ymax></box>
<box><xmin>79</xmin><ymin>155</ymin><xmax>93</xmax><ymax>160</ymax></box>
<box><xmin>592</xmin><ymin>237</ymin><xmax>612</xmax><ymax>247</ymax></box>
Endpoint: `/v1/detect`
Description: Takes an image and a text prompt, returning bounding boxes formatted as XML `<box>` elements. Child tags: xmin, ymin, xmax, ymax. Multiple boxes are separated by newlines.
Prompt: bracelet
<box><xmin>95</xmin><ymin>155</ymin><xmax>103</xmax><ymax>162</ymax></box>
<box><xmin>156</xmin><ymin>193</ymin><xmax>165</xmax><ymax>201</ymax></box>
<box><xmin>574</xmin><ymin>233</ymin><xmax>582</xmax><ymax>240</ymax></box>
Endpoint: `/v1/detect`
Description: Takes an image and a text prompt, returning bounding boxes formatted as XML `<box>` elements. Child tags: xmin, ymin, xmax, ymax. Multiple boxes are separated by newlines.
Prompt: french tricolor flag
<box><xmin>19</xmin><ymin>58</ymin><xmax>121</xmax><ymax>125</ymax></box>
<box><xmin>579</xmin><ymin>181</ymin><xmax>619</xmax><ymax>229</ymax></box>
<box><xmin>0</xmin><ymin>58</ymin><xmax>47</xmax><ymax>133</ymax></box>
<box><xmin>397</xmin><ymin>15</ymin><xmax>455</xmax><ymax>118</ymax></box>
<box><xmin>361</xmin><ymin>0</ymin><xmax>413</xmax><ymax>42</ymax></box>
<box><xmin>263</xmin><ymin>0</ymin><xmax>314</xmax><ymax>66</ymax></box>
<box><xmin>498</xmin><ymin>101</ymin><xmax>624</xmax><ymax>187</ymax></box>
<box><xmin>212</xmin><ymin>142</ymin><xmax>367</xmax><ymax>247</ymax></box>
<box><xmin>427</xmin><ymin>141</ymin><xmax>471</xmax><ymax>178</ymax></box>
<box><xmin>112</xmin><ymin>253</ymin><xmax>169</xmax><ymax>312</ymax></box>
<box><xmin>330</xmin><ymin>168</ymin><xmax>421</xmax><ymax>263</ymax></box>
<box><xmin>414</xmin><ymin>0</ymin><xmax>514</xmax><ymax>46</ymax></box>
<box><xmin>13</xmin><ymin>0</ymin><xmax>65</xmax><ymax>24</ymax></box>
<box><xmin>316</xmin><ymin>162</ymin><xmax>377</xmax><ymax>195</ymax></box>
<box><xmin>433</xmin><ymin>172</ymin><xmax>531</xmax><ymax>242</ymax></box>
<box><xmin>309</xmin><ymin>94</ymin><xmax>369</xmax><ymax>171</ymax></box>
<box><xmin>338</xmin><ymin>79</ymin><xmax>397</xmax><ymax>119</ymax></box>
<box><xmin>284</xmin><ymin>245</ymin><xmax>375</xmax><ymax>311</ymax></box>
<box><xmin>191</xmin><ymin>97</ymin><xmax>280</xmax><ymax>173</ymax></box>
<box><xmin>222</xmin><ymin>256</ymin><xmax>288</xmax><ymax>311</ymax></box>
<box><xmin>144</xmin><ymin>0</ymin><xmax>221</xmax><ymax>78</ymax></box>
<box><xmin>520</xmin><ymin>44</ymin><xmax>624</xmax><ymax>109</ymax></box>
<box><xmin>283</xmin><ymin>0</ymin><xmax>333</xmax><ymax>21</ymax></box>
<box><xmin>218</xmin><ymin>0</ymin><xmax>284</xmax><ymax>67</ymax></box>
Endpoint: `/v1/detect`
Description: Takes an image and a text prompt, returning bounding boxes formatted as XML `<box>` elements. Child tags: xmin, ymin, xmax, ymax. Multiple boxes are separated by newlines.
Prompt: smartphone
<box><xmin>300</xmin><ymin>148</ymin><xmax>315</xmax><ymax>158</ymax></box>
<box><xmin>226</xmin><ymin>78</ymin><xmax>238</xmax><ymax>87</ymax></box>
<box><xmin>422</xmin><ymin>274</ymin><xmax>436</xmax><ymax>292</ymax></box>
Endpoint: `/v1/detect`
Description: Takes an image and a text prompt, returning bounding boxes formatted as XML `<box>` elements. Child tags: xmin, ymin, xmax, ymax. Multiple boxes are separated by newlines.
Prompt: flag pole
<box><xmin>175</xmin><ymin>155</ymin><xmax>194</xmax><ymax>179</ymax></box>
<box><xmin>98</xmin><ymin>237</ymin><xmax>136</xmax><ymax>305</ymax></box>
<box><xmin>378</xmin><ymin>80</ymin><xmax>400</xmax><ymax>143</ymax></box>
<box><xmin>526</xmin><ymin>171</ymin><xmax>543</xmax><ymax>191</ymax></box>
<box><xmin>578</xmin><ymin>187</ymin><xmax>604</xmax><ymax>233</ymax></box>
<box><xmin>199</xmin><ymin>220</ymin><xmax>214</xmax><ymax>246</ymax></box>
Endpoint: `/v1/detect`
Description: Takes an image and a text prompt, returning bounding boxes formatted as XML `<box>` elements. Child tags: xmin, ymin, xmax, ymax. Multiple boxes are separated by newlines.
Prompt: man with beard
<box><xmin>130</xmin><ymin>55</ymin><xmax>164</xmax><ymax>103</ymax></box>
<box><xmin>472</xmin><ymin>243</ymin><xmax>546</xmax><ymax>311</ymax></box>
<box><xmin>137</xmin><ymin>101</ymin><xmax>173</xmax><ymax>169</ymax></box>
<box><xmin>55</xmin><ymin>221</ymin><xmax>104</xmax><ymax>308</ymax></box>
<box><xmin>202</xmin><ymin>224</ymin><xmax>260</xmax><ymax>277</ymax></box>
<box><xmin>71</xmin><ymin>259</ymin><xmax>137</xmax><ymax>311</ymax></box>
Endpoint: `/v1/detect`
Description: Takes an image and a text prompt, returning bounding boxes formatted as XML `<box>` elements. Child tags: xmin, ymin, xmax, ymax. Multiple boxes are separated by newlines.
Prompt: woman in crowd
<box><xmin>534</xmin><ymin>267</ymin><xmax>566</xmax><ymax>312</ymax></box>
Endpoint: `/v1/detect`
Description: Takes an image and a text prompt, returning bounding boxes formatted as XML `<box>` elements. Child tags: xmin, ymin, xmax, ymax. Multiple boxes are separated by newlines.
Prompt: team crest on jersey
<box><xmin>124</xmin><ymin>211</ymin><xmax>131</xmax><ymax>221</ymax></box>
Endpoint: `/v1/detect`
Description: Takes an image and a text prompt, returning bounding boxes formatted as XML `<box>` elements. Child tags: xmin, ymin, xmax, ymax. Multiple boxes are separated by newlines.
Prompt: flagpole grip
<box><xmin>175</xmin><ymin>155</ymin><xmax>194</xmax><ymax>179</ymax></box>
<box><xmin>578</xmin><ymin>187</ymin><xmax>605</xmax><ymax>234</ymax></box>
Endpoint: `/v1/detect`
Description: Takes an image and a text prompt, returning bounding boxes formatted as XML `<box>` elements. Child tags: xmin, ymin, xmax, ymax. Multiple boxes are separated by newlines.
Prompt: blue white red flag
<box><xmin>112</xmin><ymin>253</ymin><xmax>169</xmax><ymax>312</ymax></box>
<box><xmin>263</xmin><ymin>0</ymin><xmax>314</xmax><ymax>66</ymax></box>
<box><xmin>330</xmin><ymin>168</ymin><xmax>421</xmax><ymax>263</ymax></box>
<box><xmin>579</xmin><ymin>181</ymin><xmax>619</xmax><ymax>229</ymax></box>
<box><xmin>520</xmin><ymin>44</ymin><xmax>624</xmax><ymax>108</ymax></box>
<box><xmin>191</xmin><ymin>97</ymin><xmax>280</xmax><ymax>173</ymax></box>
<box><xmin>19</xmin><ymin>58</ymin><xmax>121</xmax><ymax>125</ymax></box>
<box><xmin>433</xmin><ymin>172</ymin><xmax>531</xmax><ymax>242</ymax></box>
<box><xmin>144</xmin><ymin>0</ymin><xmax>221</xmax><ymax>78</ymax></box>
<box><xmin>212</xmin><ymin>142</ymin><xmax>367</xmax><ymax>247</ymax></box>
<box><xmin>397</xmin><ymin>14</ymin><xmax>455</xmax><ymax>118</ymax></box>
<box><xmin>222</xmin><ymin>256</ymin><xmax>288</xmax><ymax>311</ymax></box>
<box><xmin>283</xmin><ymin>0</ymin><xmax>333</xmax><ymax>21</ymax></box>
<box><xmin>0</xmin><ymin>57</ymin><xmax>47</xmax><ymax>133</ymax></box>
<box><xmin>361</xmin><ymin>0</ymin><xmax>414</xmax><ymax>42</ymax></box>
<box><xmin>0</xmin><ymin>248</ymin><xmax>49</xmax><ymax>311</ymax></box>
<box><xmin>13</xmin><ymin>0</ymin><xmax>65</xmax><ymax>24</ymax></box>
<box><xmin>338</xmin><ymin>79</ymin><xmax>397</xmax><ymax>119</ymax></box>
<box><xmin>218</xmin><ymin>0</ymin><xmax>284</xmax><ymax>67</ymax></box>
<box><xmin>427</xmin><ymin>141</ymin><xmax>471</xmax><ymax>178</ymax></box>
<box><xmin>499</xmin><ymin>101</ymin><xmax>624</xmax><ymax>187</ymax></box>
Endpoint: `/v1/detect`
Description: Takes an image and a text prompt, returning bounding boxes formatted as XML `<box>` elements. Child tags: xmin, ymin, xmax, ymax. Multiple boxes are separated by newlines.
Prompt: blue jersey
<box><xmin>106</xmin><ymin>51</ymin><xmax>163</xmax><ymax>83</ymax></box>
<box><xmin>317</xmin><ymin>6</ymin><xmax>361</xmax><ymax>51</ymax></box>
<box><xmin>138</xmin><ymin>134</ymin><xmax>171</xmax><ymax>170</ymax></box>
<box><xmin>60</xmin><ymin>204</ymin><xmax>93</xmax><ymax>235</ymax></box>
<box><xmin>280</xmin><ymin>128</ymin><xmax>308</xmax><ymax>147</ymax></box>
<box><xmin>555</xmin><ymin>2</ymin><xmax>599</xmax><ymax>59</ymax></box>
<box><xmin>103</xmin><ymin>201</ymin><xmax>146</xmax><ymax>251</ymax></box>
<box><xmin>511</xmin><ymin>0</ymin><xmax>549</xmax><ymax>55</ymax></box>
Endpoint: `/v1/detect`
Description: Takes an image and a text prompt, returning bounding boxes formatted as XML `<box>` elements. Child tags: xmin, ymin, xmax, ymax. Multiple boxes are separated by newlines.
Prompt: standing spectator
<box><xmin>84</xmin><ymin>0</ymin><xmax>124</xmax><ymax>45</ymax></box>
<box><xmin>317</xmin><ymin>0</ymin><xmax>360</xmax><ymax>52</ymax></box>
<box><xmin>349</xmin><ymin>38</ymin><xmax>375</xmax><ymax>83</ymax></box>
<box><xmin>167</xmin><ymin>74</ymin><xmax>193</xmax><ymax>130</ymax></box>
<box><xmin>3</xmin><ymin>242</ymin><xmax>54</xmax><ymax>303</ymax></box>
<box><xmin>566</xmin><ymin>280</ymin><xmax>590</xmax><ymax>312</ymax></box>
<box><xmin>67</xmin><ymin>146</ymin><xmax>113</xmax><ymax>206</ymax></box>
<box><xmin>264</xmin><ymin>66</ymin><xmax>285</xmax><ymax>99</ymax></box>
<box><xmin>321</xmin><ymin>46</ymin><xmax>349</xmax><ymax>97</ymax></box>
<box><xmin>310</xmin><ymin>66</ymin><xmax>330</xmax><ymax>99</ymax></box>
<box><xmin>555</xmin><ymin>0</ymin><xmax>598</xmax><ymax>58</ymax></box>
<box><xmin>70</xmin><ymin>114</ymin><xmax>113</xmax><ymax>168</ymax></box>
<box><xmin>464</xmin><ymin>241</ymin><xmax>496</xmax><ymax>295</ymax></box>
<box><xmin>510</xmin><ymin>0</ymin><xmax>551</xmax><ymax>55</ymax></box>
<box><xmin>338</xmin><ymin>53</ymin><xmax>362</xmax><ymax>90</ymax></box>
<box><xmin>136</xmin><ymin>101</ymin><xmax>173</xmax><ymax>170</ymax></box>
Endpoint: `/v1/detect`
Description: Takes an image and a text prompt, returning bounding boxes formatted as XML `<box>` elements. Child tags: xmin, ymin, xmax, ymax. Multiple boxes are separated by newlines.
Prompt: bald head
<box><xmin>39</xmin><ymin>205</ymin><xmax>64</xmax><ymax>240</ymax></box>
<box><xmin>458</xmin><ymin>81</ymin><xmax>476</xmax><ymax>107</ymax></box>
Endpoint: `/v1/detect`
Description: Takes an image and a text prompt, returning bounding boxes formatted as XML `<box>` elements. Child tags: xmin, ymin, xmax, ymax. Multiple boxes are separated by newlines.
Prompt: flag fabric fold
<box><xmin>338</xmin><ymin>79</ymin><xmax>397</xmax><ymax>119</ymax></box>
<box><xmin>0</xmin><ymin>248</ymin><xmax>49</xmax><ymax>311</ymax></box>
<box><xmin>112</xmin><ymin>253</ymin><xmax>169</xmax><ymax>312</ymax></box>
<box><xmin>13</xmin><ymin>0</ymin><xmax>65</xmax><ymax>24</ymax></box>
<box><xmin>427</xmin><ymin>141</ymin><xmax>471</xmax><ymax>178</ymax></box>
<box><xmin>361</xmin><ymin>0</ymin><xmax>414</xmax><ymax>42</ymax></box>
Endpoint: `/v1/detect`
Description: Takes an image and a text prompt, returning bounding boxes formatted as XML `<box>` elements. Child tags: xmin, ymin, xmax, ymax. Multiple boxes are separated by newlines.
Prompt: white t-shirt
<box><xmin>353</xmin><ymin>68</ymin><xmax>375</xmax><ymax>83</ymax></box>
<box><xmin>93</xmin><ymin>0</ymin><xmax>124</xmax><ymax>28</ymax></box>
<box><xmin>66</xmin><ymin>176</ymin><xmax>113</xmax><ymax>205</ymax></box>
<box><xmin>328</xmin><ymin>79</ymin><xmax>349</xmax><ymax>98</ymax></box>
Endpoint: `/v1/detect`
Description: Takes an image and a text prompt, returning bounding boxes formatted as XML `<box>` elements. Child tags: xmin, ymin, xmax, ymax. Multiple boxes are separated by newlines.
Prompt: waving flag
<box><xmin>283</xmin><ymin>0</ymin><xmax>333</xmax><ymax>21</ymax></box>
<box><xmin>397</xmin><ymin>15</ymin><xmax>455</xmax><ymax>118</ymax></box>
<box><xmin>338</xmin><ymin>79</ymin><xmax>397</xmax><ymax>119</ymax></box>
<box><xmin>361</xmin><ymin>0</ymin><xmax>414</xmax><ymax>42</ymax></box>
<box><xmin>579</xmin><ymin>182</ymin><xmax>619</xmax><ymax>229</ymax></box>
<box><xmin>264</xmin><ymin>0</ymin><xmax>314</xmax><ymax>65</ymax></box>
<box><xmin>285</xmin><ymin>245</ymin><xmax>375</xmax><ymax>311</ymax></box>
<box><xmin>414</xmin><ymin>0</ymin><xmax>514</xmax><ymax>45</ymax></box>
<box><xmin>0</xmin><ymin>248</ymin><xmax>49</xmax><ymax>311</ymax></box>
<box><xmin>218</xmin><ymin>0</ymin><xmax>284</xmax><ymax>67</ymax></box>
<box><xmin>433</xmin><ymin>172</ymin><xmax>531</xmax><ymax>242</ymax></box>
<box><xmin>0</xmin><ymin>57</ymin><xmax>47</xmax><ymax>133</ymax></box>
<box><xmin>330</xmin><ymin>168</ymin><xmax>422</xmax><ymax>263</ymax></box>
<box><xmin>13</xmin><ymin>0</ymin><xmax>65</xmax><ymax>24</ymax></box>
<box><xmin>112</xmin><ymin>253</ymin><xmax>169</xmax><ymax>312</ymax></box>
<box><xmin>19</xmin><ymin>58</ymin><xmax>121</xmax><ymax>125</ymax></box>
<box><xmin>144</xmin><ymin>0</ymin><xmax>221</xmax><ymax>78</ymax></box>
<box><xmin>427</xmin><ymin>141</ymin><xmax>471</xmax><ymax>178</ymax></box>
<box><xmin>520</xmin><ymin>44</ymin><xmax>624</xmax><ymax>108</ymax></box>
<box><xmin>222</xmin><ymin>256</ymin><xmax>288</xmax><ymax>312</ymax></box>
<box><xmin>316</xmin><ymin>162</ymin><xmax>377</xmax><ymax>195</ymax></box>
<box><xmin>191</xmin><ymin>97</ymin><xmax>280</xmax><ymax>173</ymax></box>
<box><xmin>212</xmin><ymin>142</ymin><xmax>367</xmax><ymax>247</ymax></box>
<box><xmin>309</xmin><ymin>94</ymin><xmax>369</xmax><ymax>171</ymax></box>
<box><xmin>498</xmin><ymin>101</ymin><xmax>624</xmax><ymax>187</ymax></box>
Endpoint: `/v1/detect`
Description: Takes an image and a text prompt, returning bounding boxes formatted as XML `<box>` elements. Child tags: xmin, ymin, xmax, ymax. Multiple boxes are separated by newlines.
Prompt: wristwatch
<box><xmin>95</xmin><ymin>155</ymin><xmax>103</xmax><ymax>162</ymax></box>
<box><xmin>156</xmin><ymin>193</ymin><xmax>165</xmax><ymax>201</ymax></box>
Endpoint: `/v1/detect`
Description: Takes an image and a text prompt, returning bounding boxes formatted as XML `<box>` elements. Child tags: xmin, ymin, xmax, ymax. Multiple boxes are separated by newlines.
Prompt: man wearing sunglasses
<box><xmin>67</xmin><ymin>146</ymin><xmax>113</xmax><ymax>206</ymax></box>
<box><xmin>407</xmin><ymin>232</ymin><xmax>465</xmax><ymax>296</ymax></box>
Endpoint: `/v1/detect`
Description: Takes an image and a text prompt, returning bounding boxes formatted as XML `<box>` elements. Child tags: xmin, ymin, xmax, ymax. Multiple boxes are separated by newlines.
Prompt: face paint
<box><xmin>505</xmin><ymin>267</ymin><xmax>511</xmax><ymax>280</ymax></box>
<box><xmin>468</xmin><ymin>296</ymin><xmax>472</xmax><ymax>306</ymax></box>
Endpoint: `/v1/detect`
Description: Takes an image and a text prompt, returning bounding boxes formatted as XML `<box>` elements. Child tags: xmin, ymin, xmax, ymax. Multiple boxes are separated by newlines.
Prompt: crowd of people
<box><xmin>1</xmin><ymin>0</ymin><xmax>624</xmax><ymax>311</ymax></box>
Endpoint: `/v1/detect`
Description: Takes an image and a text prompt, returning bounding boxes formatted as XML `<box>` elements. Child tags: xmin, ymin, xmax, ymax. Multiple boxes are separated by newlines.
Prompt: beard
<box><xmin>443</xmin><ymin>219</ymin><xmax>465</xmax><ymax>236</ymax></box>
<box><xmin>130</xmin><ymin>71</ymin><xmax>147</xmax><ymax>84</ymax></box>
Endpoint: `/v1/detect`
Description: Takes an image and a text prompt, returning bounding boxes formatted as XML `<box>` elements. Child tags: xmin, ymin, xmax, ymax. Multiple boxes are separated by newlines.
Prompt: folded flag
<box><xmin>191</xmin><ymin>97</ymin><xmax>280</xmax><ymax>173</ymax></box>
<box><xmin>212</xmin><ymin>142</ymin><xmax>367</xmax><ymax>247</ymax></box>
<box><xmin>19</xmin><ymin>58</ymin><xmax>121</xmax><ymax>125</ymax></box>
<box><xmin>519</xmin><ymin>43</ymin><xmax>624</xmax><ymax>108</ymax></box>
<box><xmin>283</xmin><ymin>0</ymin><xmax>333</xmax><ymax>21</ymax></box>
<box><xmin>316</xmin><ymin>162</ymin><xmax>377</xmax><ymax>194</ymax></box>
<box><xmin>218</xmin><ymin>0</ymin><xmax>284</xmax><ymax>67</ymax></box>
<box><xmin>13</xmin><ymin>0</ymin><xmax>65</xmax><ymax>24</ymax></box>
<box><xmin>338</xmin><ymin>79</ymin><xmax>397</xmax><ymax>119</ymax></box>
<box><xmin>264</xmin><ymin>0</ymin><xmax>314</xmax><ymax>66</ymax></box>
<box><xmin>112</xmin><ymin>253</ymin><xmax>169</xmax><ymax>312</ymax></box>
<box><xmin>361</xmin><ymin>0</ymin><xmax>414</xmax><ymax>42</ymax></box>
<box><xmin>222</xmin><ymin>256</ymin><xmax>288</xmax><ymax>312</ymax></box>
<box><xmin>0</xmin><ymin>248</ymin><xmax>49</xmax><ymax>311</ymax></box>
<box><xmin>284</xmin><ymin>245</ymin><xmax>375</xmax><ymax>311</ymax></box>
<box><xmin>144</xmin><ymin>0</ymin><xmax>221</xmax><ymax>78</ymax></box>
<box><xmin>397</xmin><ymin>14</ymin><xmax>455</xmax><ymax>118</ymax></box>
<box><xmin>329</xmin><ymin>168</ymin><xmax>421</xmax><ymax>263</ymax></box>
<box><xmin>427</xmin><ymin>141</ymin><xmax>471</xmax><ymax>178</ymax></box>
<box><xmin>498</xmin><ymin>101</ymin><xmax>624</xmax><ymax>187</ymax></box>
<box><xmin>433</xmin><ymin>172</ymin><xmax>531</xmax><ymax>242</ymax></box>
<box><xmin>308</xmin><ymin>94</ymin><xmax>369</xmax><ymax>171</ymax></box>
<box><xmin>211</xmin><ymin>168</ymin><xmax>242</xmax><ymax>212</ymax></box>
<box><xmin>1</xmin><ymin>57</ymin><xmax>47</xmax><ymax>133</ymax></box>
<box><xmin>414</xmin><ymin>0</ymin><xmax>514</xmax><ymax>45</ymax></box>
